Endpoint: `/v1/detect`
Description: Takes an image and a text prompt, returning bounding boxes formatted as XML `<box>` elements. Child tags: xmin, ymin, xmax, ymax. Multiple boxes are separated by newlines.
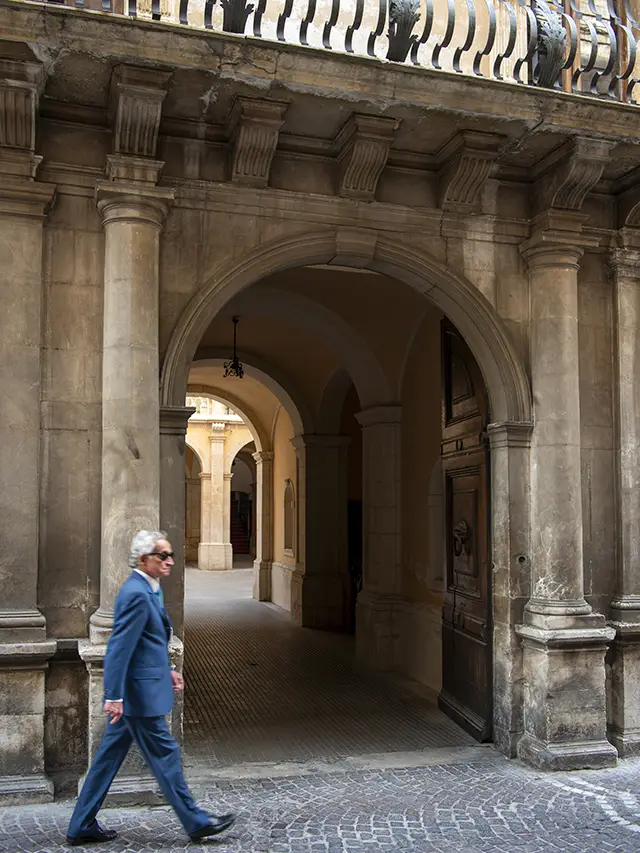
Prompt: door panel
<box><xmin>438</xmin><ymin>321</ymin><xmax>492</xmax><ymax>742</ymax></box>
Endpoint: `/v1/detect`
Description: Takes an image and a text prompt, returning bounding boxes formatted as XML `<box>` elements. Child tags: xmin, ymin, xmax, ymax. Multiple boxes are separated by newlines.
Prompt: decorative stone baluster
<box><xmin>354</xmin><ymin>407</ymin><xmax>402</xmax><ymax>668</ymax></box>
<box><xmin>0</xmin><ymin>58</ymin><xmax>57</xmax><ymax>805</ymax></box>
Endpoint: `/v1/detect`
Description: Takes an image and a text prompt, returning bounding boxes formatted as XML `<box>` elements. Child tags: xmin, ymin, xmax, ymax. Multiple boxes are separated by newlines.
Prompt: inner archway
<box><xmin>162</xmin><ymin>230</ymin><xmax>533</xmax><ymax>764</ymax></box>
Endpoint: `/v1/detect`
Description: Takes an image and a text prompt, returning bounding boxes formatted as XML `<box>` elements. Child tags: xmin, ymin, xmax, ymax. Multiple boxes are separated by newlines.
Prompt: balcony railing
<box><xmin>21</xmin><ymin>0</ymin><xmax>640</xmax><ymax>103</ymax></box>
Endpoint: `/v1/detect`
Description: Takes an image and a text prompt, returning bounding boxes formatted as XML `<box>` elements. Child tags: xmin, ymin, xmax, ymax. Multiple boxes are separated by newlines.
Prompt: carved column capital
<box><xmin>534</xmin><ymin>136</ymin><xmax>614</xmax><ymax>215</ymax></box>
<box><xmin>607</xmin><ymin>247</ymin><xmax>640</xmax><ymax>282</ymax></box>
<box><xmin>334</xmin><ymin>114</ymin><xmax>400</xmax><ymax>201</ymax></box>
<box><xmin>355</xmin><ymin>405</ymin><xmax>402</xmax><ymax>427</ymax></box>
<box><xmin>252</xmin><ymin>450</ymin><xmax>274</xmax><ymax>464</ymax></box>
<box><xmin>159</xmin><ymin>406</ymin><xmax>195</xmax><ymax>436</ymax></box>
<box><xmin>95</xmin><ymin>183</ymin><xmax>174</xmax><ymax>229</ymax></box>
<box><xmin>487</xmin><ymin>421</ymin><xmax>533</xmax><ymax>449</ymax></box>
<box><xmin>225</xmin><ymin>96</ymin><xmax>289</xmax><ymax>188</ymax></box>
<box><xmin>436</xmin><ymin>130</ymin><xmax>505</xmax><ymax>213</ymax></box>
<box><xmin>519</xmin><ymin>210</ymin><xmax>598</xmax><ymax>270</ymax></box>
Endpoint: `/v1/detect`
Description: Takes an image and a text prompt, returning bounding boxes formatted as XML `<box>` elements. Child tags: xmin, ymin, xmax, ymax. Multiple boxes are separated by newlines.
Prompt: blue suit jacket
<box><xmin>103</xmin><ymin>571</ymin><xmax>174</xmax><ymax>717</ymax></box>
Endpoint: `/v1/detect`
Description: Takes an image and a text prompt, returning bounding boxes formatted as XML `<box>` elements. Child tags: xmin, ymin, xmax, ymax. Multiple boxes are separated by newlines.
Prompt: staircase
<box><xmin>230</xmin><ymin>501</ymin><xmax>250</xmax><ymax>554</ymax></box>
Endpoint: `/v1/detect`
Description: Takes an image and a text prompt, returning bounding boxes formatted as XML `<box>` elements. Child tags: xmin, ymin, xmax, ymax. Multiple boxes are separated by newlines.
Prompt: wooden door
<box><xmin>438</xmin><ymin>320</ymin><xmax>492</xmax><ymax>742</ymax></box>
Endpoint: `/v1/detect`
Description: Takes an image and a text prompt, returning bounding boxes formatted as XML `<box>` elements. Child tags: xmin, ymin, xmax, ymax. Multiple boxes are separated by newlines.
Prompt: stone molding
<box><xmin>436</xmin><ymin>130</ymin><xmax>505</xmax><ymax>212</ymax></box>
<box><xmin>253</xmin><ymin>450</ymin><xmax>274</xmax><ymax>464</ymax></box>
<box><xmin>159</xmin><ymin>405</ymin><xmax>195</xmax><ymax>436</ymax></box>
<box><xmin>487</xmin><ymin>421</ymin><xmax>533</xmax><ymax>449</ymax></box>
<box><xmin>607</xmin><ymin>247</ymin><xmax>640</xmax><ymax>281</ymax></box>
<box><xmin>0</xmin><ymin>179</ymin><xmax>56</xmax><ymax>219</ymax></box>
<box><xmin>0</xmin><ymin>640</ymin><xmax>56</xmax><ymax>669</ymax></box>
<box><xmin>356</xmin><ymin>405</ymin><xmax>402</xmax><ymax>427</ymax></box>
<box><xmin>95</xmin><ymin>182</ymin><xmax>174</xmax><ymax>228</ymax></box>
<box><xmin>109</xmin><ymin>65</ymin><xmax>170</xmax><ymax>159</ymax></box>
<box><xmin>334</xmin><ymin>114</ymin><xmax>400</xmax><ymax>201</ymax></box>
<box><xmin>291</xmin><ymin>434</ymin><xmax>351</xmax><ymax>449</ymax></box>
<box><xmin>225</xmin><ymin>96</ymin><xmax>289</xmax><ymax>188</ymax></box>
<box><xmin>534</xmin><ymin>137</ymin><xmax>614</xmax><ymax>214</ymax></box>
<box><xmin>516</xmin><ymin>623</ymin><xmax>616</xmax><ymax>648</ymax></box>
<box><xmin>105</xmin><ymin>154</ymin><xmax>164</xmax><ymax>185</ymax></box>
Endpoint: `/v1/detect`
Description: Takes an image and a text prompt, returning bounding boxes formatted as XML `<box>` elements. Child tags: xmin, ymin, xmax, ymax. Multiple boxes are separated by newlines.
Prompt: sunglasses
<box><xmin>148</xmin><ymin>551</ymin><xmax>174</xmax><ymax>560</ymax></box>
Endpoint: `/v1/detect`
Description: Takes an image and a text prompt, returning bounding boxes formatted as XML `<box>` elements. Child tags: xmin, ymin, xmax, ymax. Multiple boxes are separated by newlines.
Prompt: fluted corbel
<box><xmin>436</xmin><ymin>130</ymin><xmax>505</xmax><ymax>212</ymax></box>
<box><xmin>225</xmin><ymin>96</ymin><xmax>289</xmax><ymax>188</ymax></box>
<box><xmin>334</xmin><ymin>114</ymin><xmax>400</xmax><ymax>201</ymax></box>
<box><xmin>534</xmin><ymin>136</ymin><xmax>614</xmax><ymax>215</ymax></box>
<box><xmin>0</xmin><ymin>58</ymin><xmax>46</xmax><ymax>179</ymax></box>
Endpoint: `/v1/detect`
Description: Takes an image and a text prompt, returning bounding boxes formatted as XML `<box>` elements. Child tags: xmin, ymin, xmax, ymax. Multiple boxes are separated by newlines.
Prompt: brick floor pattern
<box><xmin>182</xmin><ymin>570</ymin><xmax>472</xmax><ymax>768</ymax></box>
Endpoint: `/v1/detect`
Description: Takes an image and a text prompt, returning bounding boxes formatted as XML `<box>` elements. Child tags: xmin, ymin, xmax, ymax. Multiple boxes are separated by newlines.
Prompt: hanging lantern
<box><xmin>223</xmin><ymin>316</ymin><xmax>244</xmax><ymax>379</ymax></box>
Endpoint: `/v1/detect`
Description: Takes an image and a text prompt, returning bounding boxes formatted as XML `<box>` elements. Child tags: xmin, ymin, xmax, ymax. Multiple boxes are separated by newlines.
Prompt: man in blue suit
<box><xmin>66</xmin><ymin>530</ymin><xmax>235</xmax><ymax>846</ymax></box>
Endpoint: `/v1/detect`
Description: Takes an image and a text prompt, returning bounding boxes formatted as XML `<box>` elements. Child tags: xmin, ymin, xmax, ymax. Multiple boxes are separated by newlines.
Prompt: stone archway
<box><xmin>160</xmin><ymin>228</ymin><xmax>533</xmax><ymax>756</ymax></box>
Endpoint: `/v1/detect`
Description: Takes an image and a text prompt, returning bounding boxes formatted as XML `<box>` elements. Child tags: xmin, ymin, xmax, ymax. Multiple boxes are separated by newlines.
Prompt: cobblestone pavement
<box><xmin>6</xmin><ymin>754</ymin><xmax>640</xmax><ymax>852</ymax></box>
<box><xmin>182</xmin><ymin>570</ymin><xmax>473</xmax><ymax>770</ymax></box>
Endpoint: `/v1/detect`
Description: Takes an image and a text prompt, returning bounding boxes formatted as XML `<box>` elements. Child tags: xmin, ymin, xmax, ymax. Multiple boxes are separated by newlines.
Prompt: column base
<box><xmin>0</xmin><ymin>773</ymin><xmax>54</xmax><ymax>806</ymax></box>
<box><xmin>198</xmin><ymin>542</ymin><xmax>233</xmax><ymax>571</ymax></box>
<box><xmin>355</xmin><ymin>591</ymin><xmax>399</xmax><ymax>670</ymax></box>
<box><xmin>0</xmin><ymin>640</ymin><xmax>57</xmax><ymax>805</ymax></box>
<box><xmin>253</xmin><ymin>559</ymin><xmax>271</xmax><ymax>601</ymax></box>
<box><xmin>79</xmin><ymin>638</ymin><xmax>184</xmax><ymax>803</ymax></box>
<box><xmin>516</xmin><ymin>616</ymin><xmax>617</xmax><ymax>771</ymax></box>
<box><xmin>517</xmin><ymin>734</ymin><xmax>618</xmax><ymax>771</ymax></box>
<box><xmin>607</xmin><ymin>616</ymin><xmax>640</xmax><ymax>758</ymax></box>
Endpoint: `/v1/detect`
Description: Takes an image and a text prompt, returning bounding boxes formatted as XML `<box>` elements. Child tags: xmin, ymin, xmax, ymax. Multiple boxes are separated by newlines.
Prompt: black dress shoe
<box><xmin>189</xmin><ymin>813</ymin><xmax>236</xmax><ymax>841</ymax></box>
<box><xmin>66</xmin><ymin>825</ymin><xmax>118</xmax><ymax>846</ymax></box>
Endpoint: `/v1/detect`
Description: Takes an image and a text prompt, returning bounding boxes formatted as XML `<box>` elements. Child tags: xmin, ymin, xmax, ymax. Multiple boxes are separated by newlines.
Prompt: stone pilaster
<box><xmin>354</xmin><ymin>407</ymin><xmax>402</xmax><ymax>668</ymax></box>
<box><xmin>487</xmin><ymin>421</ymin><xmax>533</xmax><ymax>757</ymax></box>
<box><xmin>291</xmin><ymin>435</ymin><xmax>350</xmax><ymax>630</ymax></box>
<box><xmin>198</xmin><ymin>425</ymin><xmax>232</xmax><ymax>570</ymax></box>
<box><xmin>159</xmin><ymin>405</ymin><xmax>195</xmax><ymax>638</ymax></box>
<box><xmin>516</xmin><ymin>211</ymin><xmax>617</xmax><ymax>770</ymax></box>
<box><xmin>223</xmin><ymin>472</ymin><xmax>234</xmax><ymax>559</ymax></box>
<box><xmin>607</xmin><ymin>245</ymin><xmax>640</xmax><ymax>756</ymax></box>
<box><xmin>252</xmin><ymin>451</ymin><xmax>274</xmax><ymax>601</ymax></box>
<box><xmin>0</xmin><ymin>58</ymin><xmax>57</xmax><ymax>805</ymax></box>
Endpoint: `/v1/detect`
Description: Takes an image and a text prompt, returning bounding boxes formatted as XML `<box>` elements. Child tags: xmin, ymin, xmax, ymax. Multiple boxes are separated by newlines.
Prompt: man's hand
<box><xmin>104</xmin><ymin>699</ymin><xmax>123</xmax><ymax>724</ymax></box>
<box><xmin>171</xmin><ymin>670</ymin><xmax>184</xmax><ymax>692</ymax></box>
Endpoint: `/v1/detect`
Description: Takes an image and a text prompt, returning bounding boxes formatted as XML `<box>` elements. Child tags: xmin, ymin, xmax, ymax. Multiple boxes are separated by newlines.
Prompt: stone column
<box><xmin>292</xmin><ymin>435</ymin><xmax>350</xmax><ymax>630</ymax></box>
<box><xmin>354</xmin><ymin>407</ymin><xmax>402</xmax><ymax>668</ymax></box>
<box><xmin>516</xmin><ymin>212</ymin><xmax>616</xmax><ymax>770</ymax></box>
<box><xmin>0</xmin><ymin>59</ymin><xmax>56</xmax><ymax>805</ymax></box>
<box><xmin>199</xmin><ymin>471</ymin><xmax>212</xmax><ymax>560</ymax></box>
<box><xmin>198</xmin><ymin>426</ymin><xmax>232</xmax><ymax>570</ymax></box>
<box><xmin>607</xmin><ymin>244</ymin><xmax>640</xmax><ymax>756</ymax></box>
<box><xmin>89</xmin><ymin>179</ymin><xmax>173</xmax><ymax>643</ymax></box>
<box><xmin>252</xmin><ymin>451</ymin><xmax>274</xmax><ymax>600</ymax></box>
<box><xmin>159</xmin><ymin>405</ymin><xmax>194</xmax><ymax>639</ymax></box>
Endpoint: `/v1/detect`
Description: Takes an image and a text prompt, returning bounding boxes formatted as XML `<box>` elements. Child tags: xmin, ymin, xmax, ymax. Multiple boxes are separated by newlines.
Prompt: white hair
<box><xmin>129</xmin><ymin>530</ymin><xmax>167</xmax><ymax>569</ymax></box>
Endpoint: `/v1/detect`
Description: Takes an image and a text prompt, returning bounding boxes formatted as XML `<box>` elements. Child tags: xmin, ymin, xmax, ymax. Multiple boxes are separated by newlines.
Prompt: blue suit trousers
<box><xmin>67</xmin><ymin>716</ymin><xmax>209</xmax><ymax>838</ymax></box>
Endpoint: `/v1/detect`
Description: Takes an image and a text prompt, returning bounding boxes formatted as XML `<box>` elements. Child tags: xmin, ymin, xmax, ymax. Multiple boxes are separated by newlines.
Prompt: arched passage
<box><xmin>162</xmin><ymin>228</ymin><xmax>534</xmax><ymax>756</ymax></box>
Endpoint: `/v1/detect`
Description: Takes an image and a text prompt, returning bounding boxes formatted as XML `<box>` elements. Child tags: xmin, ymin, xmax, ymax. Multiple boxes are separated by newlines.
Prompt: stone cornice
<box><xmin>109</xmin><ymin>64</ymin><xmax>171</xmax><ymax>159</ymax></box>
<box><xmin>436</xmin><ymin>130</ymin><xmax>506</xmax><ymax>213</ymax></box>
<box><xmin>0</xmin><ymin>178</ymin><xmax>56</xmax><ymax>218</ymax></box>
<box><xmin>225</xmin><ymin>96</ymin><xmax>289</xmax><ymax>188</ymax></box>
<box><xmin>334</xmin><ymin>114</ymin><xmax>400</xmax><ymax>201</ymax></box>
<box><xmin>534</xmin><ymin>137</ymin><xmax>614</xmax><ymax>215</ymax></box>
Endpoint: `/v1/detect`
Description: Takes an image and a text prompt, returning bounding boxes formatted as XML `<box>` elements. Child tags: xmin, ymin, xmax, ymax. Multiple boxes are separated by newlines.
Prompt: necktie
<box><xmin>154</xmin><ymin>586</ymin><xmax>164</xmax><ymax>610</ymax></box>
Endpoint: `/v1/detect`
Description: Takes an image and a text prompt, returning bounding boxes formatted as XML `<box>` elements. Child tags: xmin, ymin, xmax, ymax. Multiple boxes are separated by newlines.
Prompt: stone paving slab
<box><xmin>5</xmin><ymin>755</ymin><xmax>640</xmax><ymax>853</ymax></box>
